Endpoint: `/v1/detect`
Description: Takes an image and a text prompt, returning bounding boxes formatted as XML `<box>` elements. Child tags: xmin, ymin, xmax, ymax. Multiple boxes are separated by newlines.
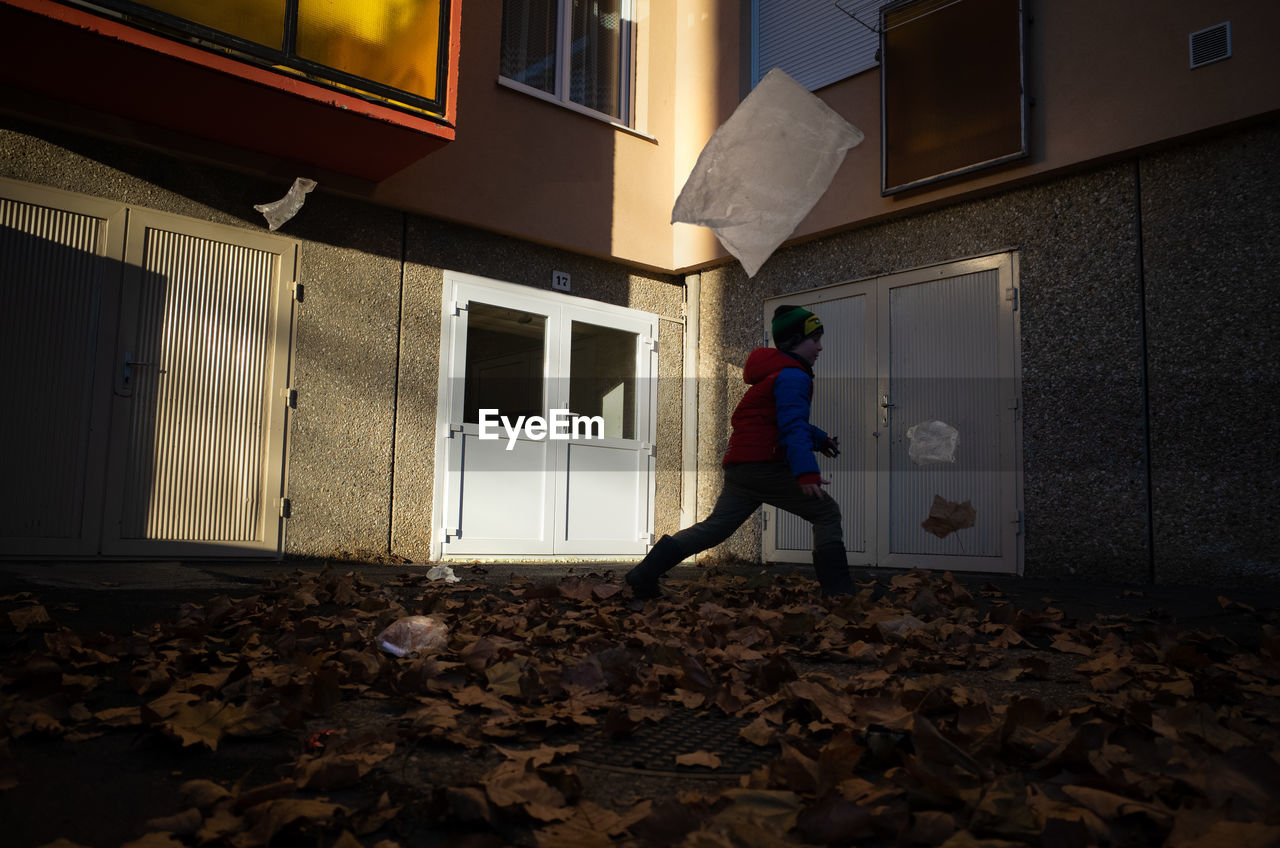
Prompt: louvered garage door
<box><xmin>0</xmin><ymin>179</ymin><xmax>297</xmax><ymax>559</ymax></box>
<box><xmin>0</xmin><ymin>186</ymin><xmax>124</xmax><ymax>555</ymax></box>
<box><xmin>102</xmin><ymin>209</ymin><xmax>296</xmax><ymax>556</ymax></box>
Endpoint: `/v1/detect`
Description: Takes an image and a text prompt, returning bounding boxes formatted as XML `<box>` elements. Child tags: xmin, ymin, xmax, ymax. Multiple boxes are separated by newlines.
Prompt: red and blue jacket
<box><xmin>722</xmin><ymin>348</ymin><xmax>829</xmax><ymax>485</ymax></box>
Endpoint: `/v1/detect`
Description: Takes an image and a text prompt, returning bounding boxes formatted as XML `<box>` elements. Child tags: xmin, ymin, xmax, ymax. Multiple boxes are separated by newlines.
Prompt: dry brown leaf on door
<box><xmin>921</xmin><ymin>496</ymin><xmax>976</xmax><ymax>539</ymax></box>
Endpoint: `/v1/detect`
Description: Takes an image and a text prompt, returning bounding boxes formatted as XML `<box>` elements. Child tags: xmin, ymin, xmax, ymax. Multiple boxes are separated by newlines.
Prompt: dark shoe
<box><xmin>625</xmin><ymin>535</ymin><xmax>685</xmax><ymax>599</ymax></box>
<box><xmin>812</xmin><ymin>547</ymin><xmax>854</xmax><ymax>596</ymax></box>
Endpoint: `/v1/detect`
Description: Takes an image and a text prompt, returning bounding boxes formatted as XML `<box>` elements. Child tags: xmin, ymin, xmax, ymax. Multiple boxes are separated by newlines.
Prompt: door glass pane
<box><xmin>569</xmin><ymin>0</ymin><xmax>624</xmax><ymax>118</ymax></box>
<box><xmin>463</xmin><ymin>303</ymin><xmax>546</xmax><ymax>424</ymax></box>
<box><xmin>500</xmin><ymin>0</ymin><xmax>559</xmax><ymax>95</ymax></box>
<box><xmin>568</xmin><ymin>321</ymin><xmax>636</xmax><ymax>440</ymax></box>
<box><xmin>296</xmin><ymin>0</ymin><xmax>442</xmax><ymax>101</ymax></box>
<box><xmin>132</xmin><ymin>0</ymin><xmax>287</xmax><ymax>49</ymax></box>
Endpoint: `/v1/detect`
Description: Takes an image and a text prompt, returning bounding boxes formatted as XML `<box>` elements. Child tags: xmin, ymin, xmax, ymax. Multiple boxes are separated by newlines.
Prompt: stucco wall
<box><xmin>691</xmin><ymin>120</ymin><xmax>1280</xmax><ymax>586</ymax></box>
<box><xmin>0</xmin><ymin>116</ymin><xmax>686</xmax><ymax>563</ymax></box>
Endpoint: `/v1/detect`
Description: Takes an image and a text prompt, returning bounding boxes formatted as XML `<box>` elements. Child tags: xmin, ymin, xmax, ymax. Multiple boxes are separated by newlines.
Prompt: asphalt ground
<box><xmin>2</xmin><ymin>557</ymin><xmax>1278</xmax><ymax>848</ymax></box>
<box><xmin>2</xmin><ymin>557</ymin><xmax>1276</xmax><ymax>645</ymax></box>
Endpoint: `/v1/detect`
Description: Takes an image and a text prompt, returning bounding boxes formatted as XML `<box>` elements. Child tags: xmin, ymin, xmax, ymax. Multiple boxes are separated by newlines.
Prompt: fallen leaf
<box><xmin>120</xmin><ymin>835</ymin><xmax>186</xmax><ymax>848</ymax></box>
<box><xmin>142</xmin><ymin>807</ymin><xmax>203</xmax><ymax>835</ymax></box>
<box><xmin>675</xmin><ymin>750</ymin><xmax>723</xmax><ymax>768</ymax></box>
<box><xmin>181</xmin><ymin>779</ymin><xmax>232</xmax><ymax>810</ymax></box>
<box><xmin>8</xmin><ymin>605</ymin><xmax>51</xmax><ymax>631</ymax></box>
<box><xmin>238</xmin><ymin>798</ymin><xmax>349</xmax><ymax>846</ymax></box>
<box><xmin>740</xmin><ymin>715</ymin><xmax>777</xmax><ymax>747</ymax></box>
<box><xmin>712</xmin><ymin>789</ymin><xmax>803</xmax><ymax>831</ymax></box>
<box><xmin>796</xmin><ymin>794</ymin><xmax>876</xmax><ymax>844</ymax></box>
<box><xmin>1167</xmin><ymin>810</ymin><xmax>1280</xmax><ymax>848</ymax></box>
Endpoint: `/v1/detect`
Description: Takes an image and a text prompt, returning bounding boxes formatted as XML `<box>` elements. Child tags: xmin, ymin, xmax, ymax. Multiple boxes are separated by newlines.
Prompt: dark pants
<box><xmin>670</xmin><ymin>462</ymin><xmax>845</xmax><ymax>556</ymax></box>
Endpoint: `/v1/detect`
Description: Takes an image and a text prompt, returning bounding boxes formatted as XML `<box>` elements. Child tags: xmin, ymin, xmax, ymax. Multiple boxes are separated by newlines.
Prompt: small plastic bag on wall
<box><xmin>907</xmin><ymin>420</ymin><xmax>959</xmax><ymax>465</ymax></box>
<box><xmin>254</xmin><ymin>177</ymin><xmax>317</xmax><ymax>231</ymax></box>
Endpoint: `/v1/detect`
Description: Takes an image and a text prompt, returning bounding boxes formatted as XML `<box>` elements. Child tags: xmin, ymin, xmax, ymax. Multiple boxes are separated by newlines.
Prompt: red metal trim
<box><xmin>0</xmin><ymin>0</ymin><xmax>460</xmax><ymax>180</ymax></box>
<box><xmin>3</xmin><ymin>0</ymin><xmax>455</xmax><ymax>135</ymax></box>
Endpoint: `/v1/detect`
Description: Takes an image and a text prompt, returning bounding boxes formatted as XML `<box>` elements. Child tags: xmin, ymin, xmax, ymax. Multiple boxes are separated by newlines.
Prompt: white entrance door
<box><xmin>763</xmin><ymin>253</ymin><xmax>1023</xmax><ymax>574</ymax></box>
<box><xmin>434</xmin><ymin>273</ymin><xmax>658</xmax><ymax>558</ymax></box>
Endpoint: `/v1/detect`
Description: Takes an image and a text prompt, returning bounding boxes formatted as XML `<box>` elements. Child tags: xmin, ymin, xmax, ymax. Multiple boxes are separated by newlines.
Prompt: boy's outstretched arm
<box><xmin>774</xmin><ymin>369</ymin><xmax>829</xmax><ymax>496</ymax></box>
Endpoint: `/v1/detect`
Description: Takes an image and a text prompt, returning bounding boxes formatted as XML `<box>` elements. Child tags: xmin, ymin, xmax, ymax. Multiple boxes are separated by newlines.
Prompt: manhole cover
<box><xmin>571</xmin><ymin>709</ymin><xmax>776</xmax><ymax>777</ymax></box>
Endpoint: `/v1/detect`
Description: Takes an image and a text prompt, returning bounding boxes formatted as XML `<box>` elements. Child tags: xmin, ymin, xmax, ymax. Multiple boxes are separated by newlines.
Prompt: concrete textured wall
<box><xmin>0</xmin><ymin>117</ymin><xmax>686</xmax><ymax>563</ymax></box>
<box><xmin>3</xmin><ymin>112</ymin><xmax>1275</xmax><ymax>583</ymax></box>
<box><xmin>692</xmin><ymin>120</ymin><xmax>1280</xmax><ymax>586</ymax></box>
<box><xmin>1140</xmin><ymin>122</ymin><xmax>1280</xmax><ymax>584</ymax></box>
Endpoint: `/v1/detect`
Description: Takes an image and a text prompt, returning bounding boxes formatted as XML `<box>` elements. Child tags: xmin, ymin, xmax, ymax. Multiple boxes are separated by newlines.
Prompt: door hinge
<box><xmin>1012</xmin><ymin>510</ymin><xmax>1024</xmax><ymax>535</ymax></box>
<box><xmin>642</xmin><ymin>336</ymin><xmax>657</xmax><ymax>354</ymax></box>
<box><xmin>1006</xmin><ymin>287</ymin><xmax>1019</xmax><ymax>311</ymax></box>
<box><xmin>286</xmin><ymin>388</ymin><xmax>298</xmax><ymax>409</ymax></box>
<box><xmin>294</xmin><ymin>283</ymin><xmax>305</xmax><ymax>303</ymax></box>
<box><xmin>280</xmin><ymin>498</ymin><xmax>292</xmax><ymax>519</ymax></box>
<box><xmin>452</xmin><ymin>300</ymin><xmax>468</xmax><ymax>316</ymax></box>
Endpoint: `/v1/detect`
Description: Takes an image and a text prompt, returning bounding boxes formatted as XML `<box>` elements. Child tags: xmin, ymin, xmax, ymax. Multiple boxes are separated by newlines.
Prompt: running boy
<box><xmin>626</xmin><ymin>304</ymin><xmax>853</xmax><ymax>598</ymax></box>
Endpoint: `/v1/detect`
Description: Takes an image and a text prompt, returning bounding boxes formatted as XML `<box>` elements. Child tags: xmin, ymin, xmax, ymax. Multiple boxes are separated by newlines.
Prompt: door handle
<box><xmin>880</xmin><ymin>394</ymin><xmax>894</xmax><ymax>427</ymax></box>
<box><xmin>120</xmin><ymin>351</ymin><xmax>166</xmax><ymax>395</ymax></box>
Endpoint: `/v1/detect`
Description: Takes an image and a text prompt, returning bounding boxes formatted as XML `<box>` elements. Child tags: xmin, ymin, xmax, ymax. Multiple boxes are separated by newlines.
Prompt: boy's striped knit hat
<box><xmin>772</xmin><ymin>305</ymin><xmax>823</xmax><ymax>348</ymax></box>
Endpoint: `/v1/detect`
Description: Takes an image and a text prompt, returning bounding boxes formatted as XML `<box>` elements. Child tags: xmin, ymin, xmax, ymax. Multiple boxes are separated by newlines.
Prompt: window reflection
<box><xmin>500</xmin><ymin>0</ymin><xmax>632</xmax><ymax>122</ymax></box>
<box><xmin>130</xmin><ymin>0</ymin><xmax>286</xmax><ymax>48</ymax></box>
<box><xmin>569</xmin><ymin>322</ymin><xmax>636</xmax><ymax>440</ymax></box>
<box><xmin>463</xmin><ymin>303</ymin><xmax>546</xmax><ymax>425</ymax></box>
<box><xmin>297</xmin><ymin>0</ymin><xmax>442</xmax><ymax>101</ymax></box>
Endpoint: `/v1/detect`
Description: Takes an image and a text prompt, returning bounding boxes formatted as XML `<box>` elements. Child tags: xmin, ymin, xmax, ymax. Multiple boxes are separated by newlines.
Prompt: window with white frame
<box><xmin>500</xmin><ymin>0</ymin><xmax>636</xmax><ymax>124</ymax></box>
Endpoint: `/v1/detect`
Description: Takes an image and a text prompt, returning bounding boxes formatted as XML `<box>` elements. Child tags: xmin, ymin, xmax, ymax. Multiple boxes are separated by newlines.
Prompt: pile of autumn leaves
<box><xmin>3</xmin><ymin>566</ymin><xmax>1280</xmax><ymax>848</ymax></box>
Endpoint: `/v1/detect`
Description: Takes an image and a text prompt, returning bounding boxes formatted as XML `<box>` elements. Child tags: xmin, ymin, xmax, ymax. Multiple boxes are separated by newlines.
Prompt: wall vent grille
<box><xmin>1189</xmin><ymin>22</ymin><xmax>1231</xmax><ymax>68</ymax></box>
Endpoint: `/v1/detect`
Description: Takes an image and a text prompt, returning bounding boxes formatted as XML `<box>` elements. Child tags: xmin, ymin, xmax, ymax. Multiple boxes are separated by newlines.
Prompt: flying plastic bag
<box><xmin>254</xmin><ymin>177</ymin><xmax>316</xmax><ymax>231</ymax></box>
<box><xmin>671</xmin><ymin>68</ymin><xmax>864</xmax><ymax>277</ymax></box>
<box><xmin>907</xmin><ymin>420</ymin><xmax>960</xmax><ymax>466</ymax></box>
<box><xmin>375</xmin><ymin>615</ymin><xmax>449</xmax><ymax>657</ymax></box>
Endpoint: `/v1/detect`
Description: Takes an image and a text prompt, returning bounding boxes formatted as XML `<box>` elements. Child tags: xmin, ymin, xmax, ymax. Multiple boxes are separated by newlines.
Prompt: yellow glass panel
<box><xmin>132</xmin><ymin>0</ymin><xmax>287</xmax><ymax>49</ymax></box>
<box><xmin>296</xmin><ymin>0</ymin><xmax>442</xmax><ymax>101</ymax></box>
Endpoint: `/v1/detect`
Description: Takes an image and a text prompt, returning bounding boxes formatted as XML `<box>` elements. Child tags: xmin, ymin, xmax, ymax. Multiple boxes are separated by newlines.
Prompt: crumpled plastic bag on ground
<box><xmin>375</xmin><ymin>615</ymin><xmax>449</xmax><ymax>657</ymax></box>
<box><xmin>907</xmin><ymin>420</ymin><xmax>960</xmax><ymax>465</ymax></box>
<box><xmin>254</xmin><ymin>177</ymin><xmax>316</xmax><ymax>231</ymax></box>
<box><xmin>671</xmin><ymin>67</ymin><xmax>865</xmax><ymax>277</ymax></box>
<box><xmin>426</xmin><ymin>565</ymin><xmax>461</xmax><ymax>583</ymax></box>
